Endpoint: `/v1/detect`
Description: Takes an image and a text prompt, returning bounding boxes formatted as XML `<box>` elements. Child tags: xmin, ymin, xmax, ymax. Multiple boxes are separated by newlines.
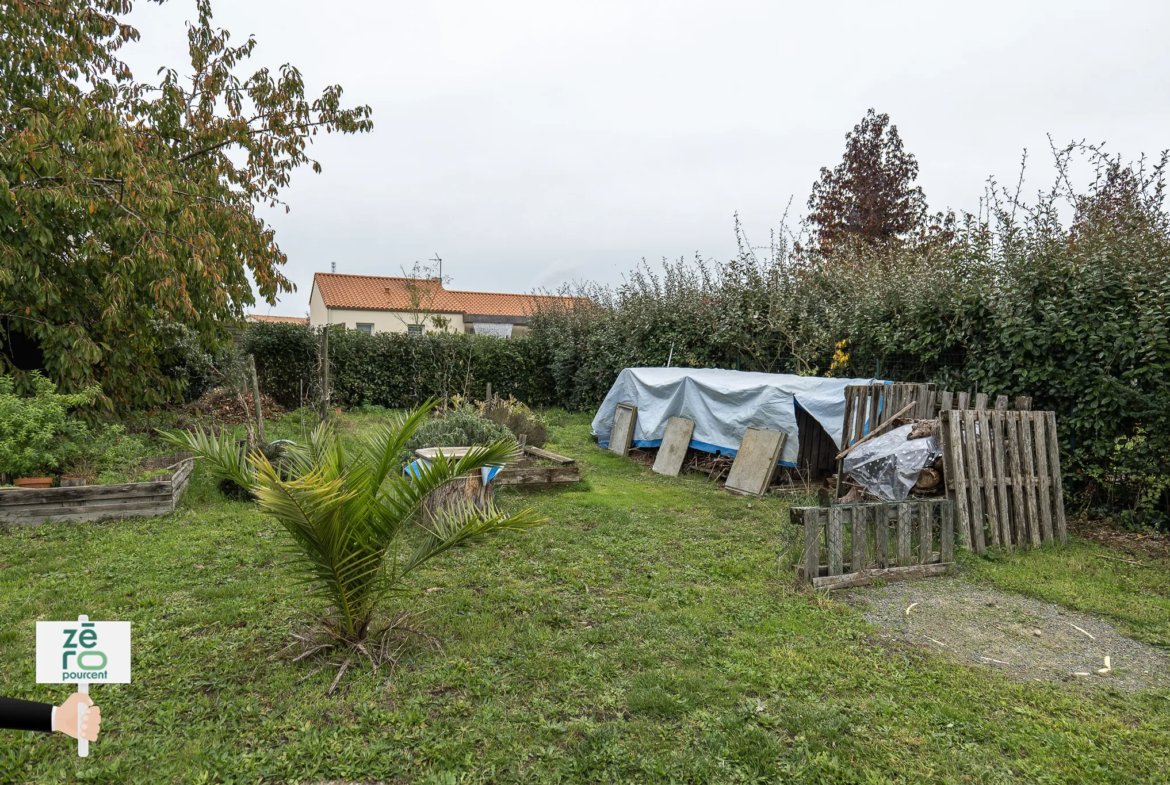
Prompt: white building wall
<box><xmin>308</xmin><ymin>302</ymin><xmax>464</xmax><ymax>335</ymax></box>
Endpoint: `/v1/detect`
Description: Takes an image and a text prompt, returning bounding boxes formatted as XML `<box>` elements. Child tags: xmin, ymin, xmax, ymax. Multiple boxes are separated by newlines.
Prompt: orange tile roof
<box><xmin>248</xmin><ymin>314</ymin><xmax>310</xmax><ymax>325</ymax></box>
<box><xmin>313</xmin><ymin>273</ymin><xmax>584</xmax><ymax>317</ymax></box>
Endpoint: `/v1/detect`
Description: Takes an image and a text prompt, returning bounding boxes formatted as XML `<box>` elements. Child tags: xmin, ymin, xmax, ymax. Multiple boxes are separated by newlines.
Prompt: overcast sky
<box><xmin>122</xmin><ymin>1</ymin><xmax>1170</xmax><ymax>317</ymax></box>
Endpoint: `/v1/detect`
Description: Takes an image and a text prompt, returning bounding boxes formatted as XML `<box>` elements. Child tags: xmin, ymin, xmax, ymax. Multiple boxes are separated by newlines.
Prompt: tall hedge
<box><xmin>242</xmin><ymin>324</ymin><xmax>555</xmax><ymax>410</ymax></box>
<box><xmin>523</xmin><ymin>149</ymin><xmax>1170</xmax><ymax>525</ymax></box>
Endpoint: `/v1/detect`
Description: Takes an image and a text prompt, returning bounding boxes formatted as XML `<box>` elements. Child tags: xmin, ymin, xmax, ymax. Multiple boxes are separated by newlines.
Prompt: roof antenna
<box><xmin>331</xmin><ymin>261</ymin><xmax>336</xmax><ymax>273</ymax></box>
<box><xmin>430</xmin><ymin>253</ymin><xmax>442</xmax><ymax>282</ymax></box>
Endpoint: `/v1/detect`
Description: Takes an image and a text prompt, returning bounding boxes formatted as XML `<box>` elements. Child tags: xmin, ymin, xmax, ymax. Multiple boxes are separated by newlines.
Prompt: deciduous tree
<box><xmin>0</xmin><ymin>0</ymin><xmax>372</xmax><ymax>409</ymax></box>
<box><xmin>806</xmin><ymin>109</ymin><xmax>927</xmax><ymax>252</ymax></box>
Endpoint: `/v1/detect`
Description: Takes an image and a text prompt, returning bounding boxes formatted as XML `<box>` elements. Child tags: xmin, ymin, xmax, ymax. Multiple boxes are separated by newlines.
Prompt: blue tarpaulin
<box><xmin>591</xmin><ymin>367</ymin><xmax>884</xmax><ymax>467</ymax></box>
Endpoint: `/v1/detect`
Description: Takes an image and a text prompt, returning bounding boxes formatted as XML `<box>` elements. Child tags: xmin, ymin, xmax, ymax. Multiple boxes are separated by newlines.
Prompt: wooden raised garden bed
<box><xmin>0</xmin><ymin>454</ymin><xmax>194</xmax><ymax>526</ymax></box>
<box><xmin>413</xmin><ymin>445</ymin><xmax>581</xmax><ymax>488</ymax></box>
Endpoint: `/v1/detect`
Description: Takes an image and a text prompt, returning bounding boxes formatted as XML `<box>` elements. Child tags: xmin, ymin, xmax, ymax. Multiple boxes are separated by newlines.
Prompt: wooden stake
<box><xmin>248</xmin><ymin>354</ymin><xmax>266</xmax><ymax>445</ymax></box>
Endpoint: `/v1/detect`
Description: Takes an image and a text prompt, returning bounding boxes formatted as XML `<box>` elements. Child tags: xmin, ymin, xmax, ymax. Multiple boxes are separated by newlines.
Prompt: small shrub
<box><xmin>479</xmin><ymin>395</ymin><xmax>548</xmax><ymax>447</ymax></box>
<box><xmin>0</xmin><ymin>373</ymin><xmax>96</xmax><ymax>478</ymax></box>
<box><xmin>400</xmin><ymin>408</ymin><xmax>515</xmax><ymax>465</ymax></box>
<box><xmin>72</xmin><ymin>424</ymin><xmax>153</xmax><ymax>482</ymax></box>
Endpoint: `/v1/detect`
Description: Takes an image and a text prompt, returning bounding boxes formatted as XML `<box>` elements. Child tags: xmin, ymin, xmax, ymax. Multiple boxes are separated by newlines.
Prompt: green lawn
<box><xmin>1</xmin><ymin>410</ymin><xmax>1168</xmax><ymax>784</ymax></box>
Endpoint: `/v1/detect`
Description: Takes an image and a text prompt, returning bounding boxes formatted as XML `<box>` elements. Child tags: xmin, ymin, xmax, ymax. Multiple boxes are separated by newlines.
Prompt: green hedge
<box><xmin>242</xmin><ymin>324</ymin><xmax>555</xmax><ymax>410</ymax></box>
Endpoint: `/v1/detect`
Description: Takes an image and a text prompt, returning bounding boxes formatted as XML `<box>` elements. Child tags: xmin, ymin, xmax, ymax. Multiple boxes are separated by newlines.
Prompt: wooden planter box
<box><xmin>413</xmin><ymin>445</ymin><xmax>581</xmax><ymax>488</ymax></box>
<box><xmin>495</xmin><ymin>446</ymin><xmax>580</xmax><ymax>487</ymax></box>
<box><xmin>0</xmin><ymin>454</ymin><xmax>194</xmax><ymax>526</ymax></box>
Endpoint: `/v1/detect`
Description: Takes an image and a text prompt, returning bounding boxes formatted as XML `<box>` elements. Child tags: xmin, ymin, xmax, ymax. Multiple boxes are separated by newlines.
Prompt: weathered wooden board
<box><xmin>812</xmin><ymin>562</ymin><xmax>951</xmax><ymax>590</ymax></box>
<box><xmin>608</xmin><ymin>403</ymin><xmax>638</xmax><ymax>457</ymax></box>
<box><xmin>851</xmin><ymin>506</ymin><xmax>867</xmax><ymax>574</ymax></box>
<box><xmin>493</xmin><ymin>466</ymin><xmax>581</xmax><ymax>486</ymax></box>
<box><xmin>652</xmin><ymin>417</ymin><xmax>695</xmax><ymax>477</ymax></box>
<box><xmin>0</xmin><ymin>457</ymin><xmax>193</xmax><ymax>525</ymax></box>
<box><xmin>940</xmin><ymin>410</ymin><xmax>1065</xmax><ymax>551</ymax></box>
<box><xmin>791</xmin><ymin>500</ymin><xmax>952</xmax><ymax>588</ymax></box>
<box><xmin>828</xmin><ymin>505</ymin><xmax>845</xmax><ymax>576</ymax></box>
<box><xmin>1045</xmin><ymin>412</ymin><xmax>1068</xmax><ymax>544</ymax></box>
<box><xmin>724</xmin><ymin>427</ymin><xmax>786</xmax><ymax>497</ymax></box>
<box><xmin>522</xmin><ymin>446</ymin><xmax>575</xmax><ymax>465</ymax></box>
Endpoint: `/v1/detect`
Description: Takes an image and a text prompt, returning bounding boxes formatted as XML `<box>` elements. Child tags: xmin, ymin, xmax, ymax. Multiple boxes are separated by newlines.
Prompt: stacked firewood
<box><xmin>833</xmin><ymin>416</ymin><xmax>945</xmax><ymax>503</ymax></box>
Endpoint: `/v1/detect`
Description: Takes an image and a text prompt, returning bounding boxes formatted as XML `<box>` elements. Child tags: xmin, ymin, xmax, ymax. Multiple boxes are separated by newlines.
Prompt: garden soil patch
<box><xmin>1070</xmin><ymin>518</ymin><xmax>1170</xmax><ymax>561</ymax></box>
<box><xmin>849</xmin><ymin>576</ymin><xmax>1170</xmax><ymax>691</ymax></box>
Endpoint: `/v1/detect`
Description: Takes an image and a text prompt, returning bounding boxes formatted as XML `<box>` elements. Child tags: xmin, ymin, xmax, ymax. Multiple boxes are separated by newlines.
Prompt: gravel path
<box><xmin>849</xmin><ymin>576</ymin><xmax>1170</xmax><ymax>691</ymax></box>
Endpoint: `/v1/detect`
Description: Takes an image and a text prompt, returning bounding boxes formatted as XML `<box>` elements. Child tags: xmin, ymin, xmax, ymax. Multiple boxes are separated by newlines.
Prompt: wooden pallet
<box><xmin>790</xmin><ymin>499</ymin><xmax>954</xmax><ymax>589</ymax></box>
<box><xmin>841</xmin><ymin>384</ymin><xmax>936</xmax><ymax>450</ymax></box>
<box><xmin>0</xmin><ymin>455</ymin><xmax>193</xmax><ymax>525</ymax></box>
<box><xmin>843</xmin><ymin>385</ymin><xmax>1033</xmax><ymax>451</ymax></box>
<box><xmin>936</xmin><ymin>391</ymin><xmax>1032</xmax><ymax>413</ymax></box>
<box><xmin>937</xmin><ymin>410</ymin><xmax>1066</xmax><ymax>553</ymax></box>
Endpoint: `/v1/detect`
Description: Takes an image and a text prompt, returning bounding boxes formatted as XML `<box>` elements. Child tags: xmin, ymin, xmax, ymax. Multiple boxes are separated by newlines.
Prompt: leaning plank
<box><xmin>962</xmin><ymin>411</ymin><xmax>986</xmax><ymax>553</ymax></box>
<box><xmin>958</xmin><ymin>392</ymin><xmax>970</xmax><ymax>410</ymax></box>
<box><xmin>897</xmin><ymin>502</ymin><xmax>912</xmax><ymax>566</ymax></box>
<box><xmin>918</xmin><ymin>384</ymin><xmax>936</xmax><ymax>419</ymax></box>
<box><xmin>1033</xmin><ymin>415</ymin><xmax>1055</xmax><ymax>544</ymax></box>
<box><xmin>851</xmin><ymin>506</ymin><xmax>867</xmax><ymax>574</ymax></box>
<box><xmin>1019</xmin><ymin>414</ymin><xmax>1042</xmax><ymax>547</ymax></box>
<box><xmin>812</xmin><ymin>563</ymin><xmax>952</xmax><ymax>591</ymax></box>
<box><xmin>940</xmin><ymin>500</ymin><xmax>954</xmax><ymax>563</ymax></box>
<box><xmin>522</xmin><ymin>446</ymin><xmax>575</xmax><ymax>465</ymax></box>
<box><xmin>918</xmin><ymin>503</ymin><xmax>932</xmax><ymax>564</ymax></box>
<box><xmin>976</xmin><ymin>410</ymin><xmax>1001</xmax><ymax>548</ymax></box>
<box><xmin>652</xmin><ymin>417</ymin><xmax>695</xmax><ymax>477</ymax></box>
<box><xmin>1015</xmin><ymin>396</ymin><xmax>1032</xmax><ymax>411</ymax></box>
<box><xmin>828</xmin><ymin>506</ymin><xmax>844</xmax><ymax>576</ymax></box>
<box><xmin>995</xmin><ymin>395</ymin><xmax>1009</xmax><ymax>411</ymax></box>
<box><xmin>939</xmin><ymin>391</ymin><xmax>954</xmax><ymax>412</ymax></box>
<box><xmin>943</xmin><ymin>413</ymin><xmax>972</xmax><ymax>549</ymax></box>
<box><xmin>725</xmin><ymin>428</ymin><xmax>786</xmax><ymax>497</ymax></box>
<box><xmin>835</xmin><ymin>401</ymin><xmax>918</xmax><ymax>460</ymax></box>
<box><xmin>1045</xmin><ymin>412</ymin><xmax>1068</xmax><ymax>544</ymax></box>
<box><xmin>1006</xmin><ymin>412</ymin><xmax>1029</xmax><ymax>548</ymax></box>
<box><xmin>990</xmin><ymin>412</ymin><xmax>1013</xmax><ymax>550</ymax></box>
<box><xmin>801</xmin><ymin>509</ymin><xmax>820</xmax><ymax>584</ymax></box>
<box><xmin>874</xmin><ymin>505</ymin><xmax>889</xmax><ymax>567</ymax></box>
<box><xmin>841</xmin><ymin>390</ymin><xmax>857</xmax><ymax>450</ymax></box>
<box><xmin>975</xmin><ymin>393</ymin><xmax>988</xmax><ymax>410</ymax></box>
<box><xmin>608</xmin><ymin>403</ymin><xmax>638</xmax><ymax>457</ymax></box>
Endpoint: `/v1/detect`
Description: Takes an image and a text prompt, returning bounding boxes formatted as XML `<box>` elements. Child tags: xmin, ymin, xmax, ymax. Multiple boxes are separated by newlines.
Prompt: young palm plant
<box><xmin>163</xmin><ymin>405</ymin><xmax>543</xmax><ymax>688</ymax></box>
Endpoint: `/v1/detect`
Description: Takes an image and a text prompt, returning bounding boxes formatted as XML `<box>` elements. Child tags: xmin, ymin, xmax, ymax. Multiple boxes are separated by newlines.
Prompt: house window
<box><xmin>407</xmin><ymin>324</ymin><xmax>424</xmax><ymax>336</ymax></box>
<box><xmin>356</xmin><ymin>323</ymin><xmax>374</xmax><ymax>335</ymax></box>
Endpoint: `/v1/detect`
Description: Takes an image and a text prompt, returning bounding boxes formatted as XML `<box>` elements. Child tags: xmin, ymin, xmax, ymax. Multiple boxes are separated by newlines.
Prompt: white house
<box><xmin>301</xmin><ymin>273</ymin><xmax>582</xmax><ymax>338</ymax></box>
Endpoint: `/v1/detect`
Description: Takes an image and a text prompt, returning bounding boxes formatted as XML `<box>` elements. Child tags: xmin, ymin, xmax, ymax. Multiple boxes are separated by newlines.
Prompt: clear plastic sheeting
<box><xmin>842</xmin><ymin>424</ymin><xmax>941</xmax><ymax>501</ymax></box>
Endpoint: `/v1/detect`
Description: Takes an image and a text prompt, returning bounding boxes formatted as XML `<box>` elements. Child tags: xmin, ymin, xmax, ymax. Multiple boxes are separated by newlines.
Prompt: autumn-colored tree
<box><xmin>806</xmin><ymin>109</ymin><xmax>927</xmax><ymax>252</ymax></box>
<box><xmin>0</xmin><ymin>0</ymin><xmax>372</xmax><ymax>410</ymax></box>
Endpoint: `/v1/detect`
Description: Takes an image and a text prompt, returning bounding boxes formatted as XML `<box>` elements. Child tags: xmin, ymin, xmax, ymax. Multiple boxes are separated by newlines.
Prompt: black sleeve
<box><xmin>0</xmin><ymin>697</ymin><xmax>54</xmax><ymax>733</ymax></box>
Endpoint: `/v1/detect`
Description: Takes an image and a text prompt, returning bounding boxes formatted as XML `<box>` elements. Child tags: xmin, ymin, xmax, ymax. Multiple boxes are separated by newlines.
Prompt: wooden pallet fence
<box><xmin>937</xmin><ymin>410</ymin><xmax>1066</xmax><ymax>553</ymax></box>
<box><xmin>841</xmin><ymin>384</ymin><xmax>936</xmax><ymax>450</ymax></box>
<box><xmin>790</xmin><ymin>499</ymin><xmax>954</xmax><ymax>589</ymax></box>
<box><xmin>0</xmin><ymin>455</ymin><xmax>194</xmax><ymax>525</ymax></box>
<box><xmin>935</xmin><ymin>391</ymin><xmax>1032</xmax><ymax>413</ymax></box>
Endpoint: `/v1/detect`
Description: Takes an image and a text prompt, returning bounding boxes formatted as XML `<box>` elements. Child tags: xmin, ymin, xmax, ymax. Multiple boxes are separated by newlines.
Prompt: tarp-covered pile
<box><xmin>591</xmin><ymin>368</ymin><xmax>882</xmax><ymax>467</ymax></box>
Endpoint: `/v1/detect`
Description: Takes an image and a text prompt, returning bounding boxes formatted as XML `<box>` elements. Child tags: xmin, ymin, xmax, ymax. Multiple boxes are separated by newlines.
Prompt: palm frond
<box><xmin>374</xmin><ymin>439</ymin><xmax>519</xmax><ymax>534</ymax></box>
<box><xmin>401</xmin><ymin>500</ymin><xmax>545</xmax><ymax>577</ymax></box>
<box><xmin>160</xmin><ymin>427</ymin><xmax>253</xmax><ymax>490</ymax></box>
<box><xmin>251</xmin><ymin>454</ymin><xmax>385</xmax><ymax>638</ymax></box>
